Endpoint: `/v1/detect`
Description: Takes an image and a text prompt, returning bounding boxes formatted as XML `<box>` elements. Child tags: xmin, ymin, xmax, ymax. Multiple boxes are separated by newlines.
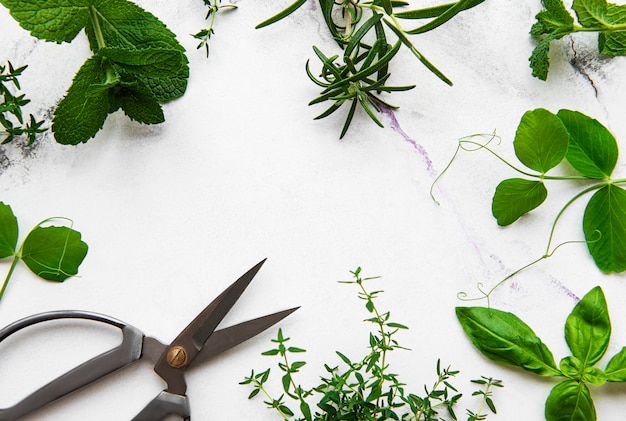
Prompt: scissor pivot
<box><xmin>167</xmin><ymin>345</ymin><xmax>189</xmax><ymax>368</ymax></box>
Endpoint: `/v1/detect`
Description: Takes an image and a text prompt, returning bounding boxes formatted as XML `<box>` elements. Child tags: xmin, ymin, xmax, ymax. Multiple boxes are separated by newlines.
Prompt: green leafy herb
<box><xmin>458</xmin><ymin>286</ymin><xmax>624</xmax><ymax>421</ymax></box>
<box><xmin>242</xmin><ymin>268</ymin><xmax>502</xmax><ymax>420</ymax></box>
<box><xmin>0</xmin><ymin>0</ymin><xmax>189</xmax><ymax>145</ymax></box>
<box><xmin>0</xmin><ymin>202</ymin><xmax>88</xmax><ymax>303</ymax></box>
<box><xmin>258</xmin><ymin>0</ymin><xmax>485</xmax><ymax>138</ymax></box>
<box><xmin>530</xmin><ymin>0</ymin><xmax>626</xmax><ymax>80</ymax></box>
<box><xmin>432</xmin><ymin>109</ymin><xmax>626</xmax><ymax>301</ymax></box>
<box><xmin>0</xmin><ymin>61</ymin><xmax>47</xmax><ymax>145</ymax></box>
<box><xmin>193</xmin><ymin>0</ymin><xmax>237</xmax><ymax>57</ymax></box>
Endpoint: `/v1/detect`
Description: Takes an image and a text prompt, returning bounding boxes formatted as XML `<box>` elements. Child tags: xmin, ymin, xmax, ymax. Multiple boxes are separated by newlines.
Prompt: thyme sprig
<box><xmin>0</xmin><ymin>62</ymin><xmax>46</xmax><ymax>145</ymax></box>
<box><xmin>193</xmin><ymin>0</ymin><xmax>238</xmax><ymax>57</ymax></box>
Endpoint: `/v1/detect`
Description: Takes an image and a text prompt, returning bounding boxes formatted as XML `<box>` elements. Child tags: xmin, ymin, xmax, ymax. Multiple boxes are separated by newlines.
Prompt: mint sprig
<box><xmin>0</xmin><ymin>0</ymin><xmax>189</xmax><ymax>145</ymax></box>
<box><xmin>530</xmin><ymin>0</ymin><xmax>626</xmax><ymax>80</ymax></box>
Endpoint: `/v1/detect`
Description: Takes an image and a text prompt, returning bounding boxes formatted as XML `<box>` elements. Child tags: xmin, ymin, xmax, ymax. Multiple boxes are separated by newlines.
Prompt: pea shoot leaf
<box><xmin>492</xmin><ymin>178</ymin><xmax>548</xmax><ymax>226</ymax></box>
<box><xmin>514</xmin><ymin>108</ymin><xmax>569</xmax><ymax>174</ymax></box>
<box><xmin>564</xmin><ymin>286</ymin><xmax>610</xmax><ymax>367</ymax></box>
<box><xmin>545</xmin><ymin>380</ymin><xmax>596</xmax><ymax>421</ymax></box>
<box><xmin>557</xmin><ymin>109</ymin><xmax>618</xmax><ymax>178</ymax></box>
<box><xmin>583</xmin><ymin>184</ymin><xmax>626</xmax><ymax>273</ymax></box>
<box><xmin>21</xmin><ymin>225</ymin><xmax>88</xmax><ymax>282</ymax></box>
<box><xmin>456</xmin><ymin>306</ymin><xmax>561</xmax><ymax>376</ymax></box>
<box><xmin>0</xmin><ymin>202</ymin><xmax>18</xmax><ymax>259</ymax></box>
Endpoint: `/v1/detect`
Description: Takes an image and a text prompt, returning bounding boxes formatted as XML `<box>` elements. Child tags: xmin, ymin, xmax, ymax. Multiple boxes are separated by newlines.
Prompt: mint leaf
<box><xmin>51</xmin><ymin>56</ymin><xmax>111</xmax><ymax>145</ymax></box>
<box><xmin>21</xmin><ymin>225</ymin><xmax>88</xmax><ymax>282</ymax></box>
<box><xmin>605</xmin><ymin>347</ymin><xmax>626</xmax><ymax>381</ymax></box>
<box><xmin>492</xmin><ymin>178</ymin><xmax>548</xmax><ymax>226</ymax></box>
<box><xmin>529</xmin><ymin>34</ymin><xmax>557</xmax><ymax>80</ymax></box>
<box><xmin>0</xmin><ymin>0</ymin><xmax>90</xmax><ymax>43</ymax></box>
<box><xmin>565</xmin><ymin>286</ymin><xmax>610</xmax><ymax>367</ymax></box>
<box><xmin>583</xmin><ymin>184</ymin><xmax>626</xmax><ymax>273</ymax></box>
<box><xmin>0</xmin><ymin>202</ymin><xmax>18</xmax><ymax>259</ymax></box>
<box><xmin>114</xmin><ymin>85</ymin><xmax>165</xmax><ymax>124</ymax></box>
<box><xmin>532</xmin><ymin>0</ymin><xmax>575</xmax><ymax>36</ymax></box>
<box><xmin>99</xmin><ymin>47</ymin><xmax>185</xmax><ymax>79</ymax></box>
<box><xmin>545</xmin><ymin>380</ymin><xmax>596</xmax><ymax>421</ymax></box>
<box><xmin>514</xmin><ymin>108</ymin><xmax>569</xmax><ymax>173</ymax></box>
<box><xmin>456</xmin><ymin>306</ymin><xmax>561</xmax><ymax>376</ymax></box>
<box><xmin>557</xmin><ymin>109</ymin><xmax>618</xmax><ymax>178</ymax></box>
<box><xmin>598</xmin><ymin>3</ymin><xmax>626</xmax><ymax>55</ymax></box>
<box><xmin>84</xmin><ymin>0</ymin><xmax>189</xmax><ymax>102</ymax></box>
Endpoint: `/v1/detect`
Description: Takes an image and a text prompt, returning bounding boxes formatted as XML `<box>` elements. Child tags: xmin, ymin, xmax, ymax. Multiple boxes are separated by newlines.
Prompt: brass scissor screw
<box><xmin>166</xmin><ymin>345</ymin><xmax>189</xmax><ymax>368</ymax></box>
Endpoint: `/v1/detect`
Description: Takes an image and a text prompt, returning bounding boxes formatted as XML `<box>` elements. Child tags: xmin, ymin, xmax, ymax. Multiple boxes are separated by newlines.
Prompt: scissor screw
<box><xmin>167</xmin><ymin>345</ymin><xmax>189</xmax><ymax>368</ymax></box>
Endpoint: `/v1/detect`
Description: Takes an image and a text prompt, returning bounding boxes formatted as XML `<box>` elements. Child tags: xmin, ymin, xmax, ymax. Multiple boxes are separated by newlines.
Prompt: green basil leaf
<box><xmin>514</xmin><ymin>108</ymin><xmax>569</xmax><ymax>173</ymax></box>
<box><xmin>21</xmin><ymin>225</ymin><xmax>88</xmax><ymax>282</ymax></box>
<box><xmin>492</xmin><ymin>178</ymin><xmax>547</xmax><ymax>226</ymax></box>
<box><xmin>559</xmin><ymin>356</ymin><xmax>584</xmax><ymax>379</ymax></box>
<box><xmin>583</xmin><ymin>184</ymin><xmax>626</xmax><ymax>273</ymax></box>
<box><xmin>557</xmin><ymin>109</ymin><xmax>618</xmax><ymax>178</ymax></box>
<box><xmin>605</xmin><ymin>347</ymin><xmax>626</xmax><ymax>382</ymax></box>
<box><xmin>456</xmin><ymin>306</ymin><xmax>561</xmax><ymax>376</ymax></box>
<box><xmin>545</xmin><ymin>380</ymin><xmax>596</xmax><ymax>421</ymax></box>
<box><xmin>565</xmin><ymin>286</ymin><xmax>610</xmax><ymax>366</ymax></box>
<box><xmin>582</xmin><ymin>366</ymin><xmax>606</xmax><ymax>386</ymax></box>
<box><xmin>0</xmin><ymin>202</ymin><xmax>18</xmax><ymax>259</ymax></box>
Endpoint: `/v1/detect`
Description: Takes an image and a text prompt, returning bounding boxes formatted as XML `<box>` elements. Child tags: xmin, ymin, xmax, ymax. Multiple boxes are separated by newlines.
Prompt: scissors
<box><xmin>0</xmin><ymin>258</ymin><xmax>297</xmax><ymax>420</ymax></box>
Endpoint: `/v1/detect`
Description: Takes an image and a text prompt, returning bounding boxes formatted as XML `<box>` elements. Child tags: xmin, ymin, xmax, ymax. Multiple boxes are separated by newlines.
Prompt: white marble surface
<box><xmin>1</xmin><ymin>0</ymin><xmax>626</xmax><ymax>419</ymax></box>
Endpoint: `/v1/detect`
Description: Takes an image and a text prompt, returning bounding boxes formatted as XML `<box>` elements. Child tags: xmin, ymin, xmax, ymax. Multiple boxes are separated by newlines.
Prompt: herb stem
<box><xmin>0</xmin><ymin>253</ymin><xmax>20</xmax><ymax>302</ymax></box>
<box><xmin>89</xmin><ymin>6</ymin><xmax>107</xmax><ymax>50</ymax></box>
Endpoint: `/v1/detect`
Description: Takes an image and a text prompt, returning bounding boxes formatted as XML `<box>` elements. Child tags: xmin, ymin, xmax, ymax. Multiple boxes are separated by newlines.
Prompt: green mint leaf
<box><xmin>583</xmin><ymin>184</ymin><xmax>626</xmax><ymax>273</ymax></box>
<box><xmin>598</xmin><ymin>3</ymin><xmax>626</xmax><ymax>55</ymax></box>
<box><xmin>0</xmin><ymin>0</ymin><xmax>90</xmax><ymax>43</ymax></box>
<box><xmin>557</xmin><ymin>109</ymin><xmax>618</xmax><ymax>178</ymax></box>
<box><xmin>529</xmin><ymin>34</ymin><xmax>557</xmax><ymax>81</ymax></box>
<box><xmin>456</xmin><ymin>306</ymin><xmax>561</xmax><ymax>376</ymax></box>
<box><xmin>21</xmin><ymin>225</ymin><xmax>88</xmax><ymax>282</ymax></box>
<box><xmin>532</xmin><ymin>0</ymin><xmax>574</xmax><ymax>35</ymax></box>
<box><xmin>113</xmin><ymin>85</ymin><xmax>164</xmax><ymax>124</ymax></box>
<box><xmin>545</xmin><ymin>380</ymin><xmax>596</xmax><ymax>421</ymax></box>
<box><xmin>51</xmin><ymin>56</ymin><xmax>111</xmax><ymax>145</ymax></box>
<box><xmin>514</xmin><ymin>108</ymin><xmax>569</xmax><ymax>173</ymax></box>
<box><xmin>605</xmin><ymin>347</ymin><xmax>626</xmax><ymax>381</ymax></box>
<box><xmin>565</xmin><ymin>286</ymin><xmax>610</xmax><ymax>366</ymax></box>
<box><xmin>0</xmin><ymin>202</ymin><xmax>18</xmax><ymax>259</ymax></box>
<box><xmin>99</xmin><ymin>47</ymin><xmax>185</xmax><ymax>79</ymax></box>
<box><xmin>492</xmin><ymin>178</ymin><xmax>548</xmax><ymax>226</ymax></box>
<box><xmin>84</xmin><ymin>0</ymin><xmax>188</xmax><ymax>102</ymax></box>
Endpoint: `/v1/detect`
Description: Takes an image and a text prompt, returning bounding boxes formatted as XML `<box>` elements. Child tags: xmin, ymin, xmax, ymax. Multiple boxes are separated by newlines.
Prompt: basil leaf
<box><xmin>557</xmin><ymin>109</ymin><xmax>618</xmax><ymax>178</ymax></box>
<box><xmin>21</xmin><ymin>225</ymin><xmax>88</xmax><ymax>282</ymax></box>
<box><xmin>0</xmin><ymin>202</ymin><xmax>18</xmax><ymax>259</ymax></box>
<box><xmin>559</xmin><ymin>356</ymin><xmax>583</xmax><ymax>379</ymax></box>
<box><xmin>456</xmin><ymin>306</ymin><xmax>561</xmax><ymax>376</ymax></box>
<box><xmin>582</xmin><ymin>366</ymin><xmax>606</xmax><ymax>386</ymax></box>
<box><xmin>545</xmin><ymin>380</ymin><xmax>596</xmax><ymax>421</ymax></box>
<box><xmin>514</xmin><ymin>108</ymin><xmax>569</xmax><ymax>173</ymax></box>
<box><xmin>492</xmin><ymin>178</ymin><xmax>548</xmax><ymax>226</ymax></box>
<box><xmin>583</xmin><ymin>184</ymin><xmax>626</xmax><ymax>273</ymax></box>
<box><xmin>565</xmin><ymin>286</ymin><xmax>610</xmax><ymax>366</ymax></box>
<box><xmin>605</xmin><ymin>347</ymin><xmax>626</xmax><ymax>382</ymax></box>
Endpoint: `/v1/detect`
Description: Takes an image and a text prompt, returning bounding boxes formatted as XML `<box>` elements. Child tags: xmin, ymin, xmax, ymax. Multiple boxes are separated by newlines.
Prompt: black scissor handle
<box><xmin>0</xmin><ymin>310</ymin><xmax>144</xmax><ymax>421</ymax></box>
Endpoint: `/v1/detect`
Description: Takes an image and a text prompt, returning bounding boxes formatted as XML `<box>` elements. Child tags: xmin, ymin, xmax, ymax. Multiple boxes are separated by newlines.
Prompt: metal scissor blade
<box><xmin>194</xmin><ymin>307</ymin><xmax>299</xmax><ymax>365</ymax></box>
<box><xmin>154</xmin><ymin>259</ymin><xmax>267</xmax><ymax>393</ymax></box>
<box><xmin>189</xmin><ymin>258</ymin><xmax>267</xmax><ymax>349</ymax></box>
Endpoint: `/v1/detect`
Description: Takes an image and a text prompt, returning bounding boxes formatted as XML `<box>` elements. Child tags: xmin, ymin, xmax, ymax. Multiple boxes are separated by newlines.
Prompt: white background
<box><xmin>1</xmin><ymin>0</ymin><xmax>626</xmax><ymax>419</ymax></box>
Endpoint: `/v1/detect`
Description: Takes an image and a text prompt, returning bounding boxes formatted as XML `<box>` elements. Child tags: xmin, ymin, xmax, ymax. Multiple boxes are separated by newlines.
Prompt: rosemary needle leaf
<box><xmin>255</xmin><ymin>0</ymin><xmax>307</xmax><ymax>29</ymax></box>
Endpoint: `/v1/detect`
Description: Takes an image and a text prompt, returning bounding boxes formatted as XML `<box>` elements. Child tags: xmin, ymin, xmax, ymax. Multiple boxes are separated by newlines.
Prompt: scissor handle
<box><xmin>0</xmin><ymin>310</ymin><xmax>144</xmax><ymax>421</ymax></box>
<box><xmin>132</xmin><ymin>391</ymin><xmax>190</xmax><ymax>421</ymax></box>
